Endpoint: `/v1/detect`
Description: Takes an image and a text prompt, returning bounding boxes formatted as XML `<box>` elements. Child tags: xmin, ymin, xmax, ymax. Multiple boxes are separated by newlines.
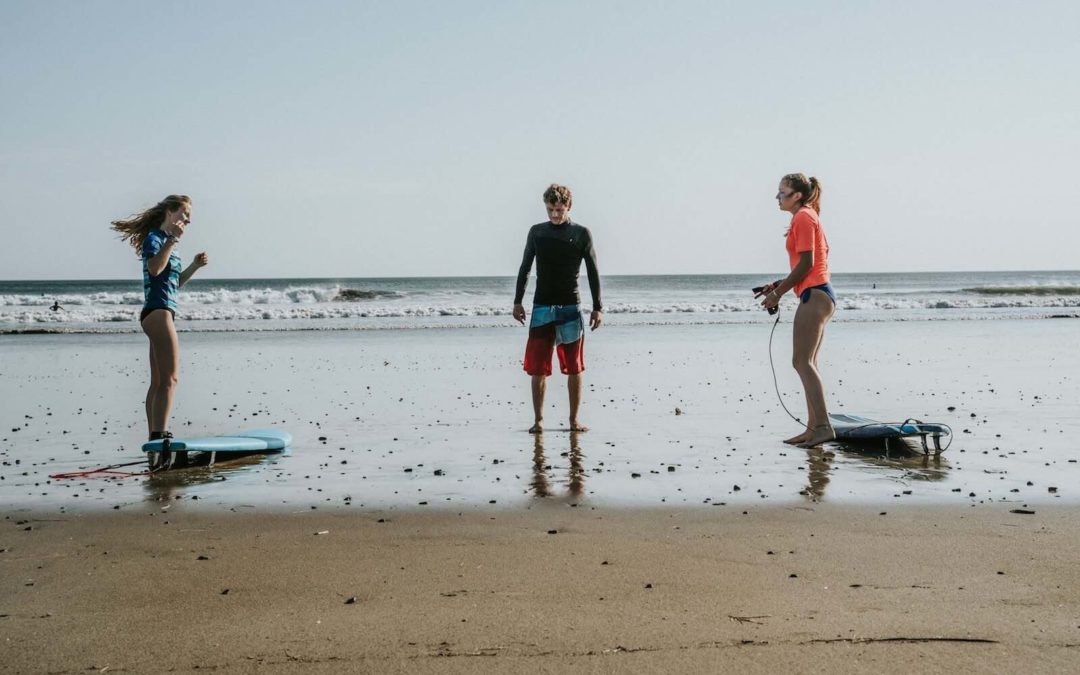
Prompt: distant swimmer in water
<box><xmin>759</xmin><ymin>173</ymin><xmax>836</xmax><ymax>448</ymax></box>
<box><xmin>50</xmin><ymin>300</ymin><xmax>64</xmax><ymax>311</ymax></box>
<box><xmin>513</xmin><ymin>184</ymin><xmax>603</xmax><ymax>434</ymax></box>
<box><xmin>110</xmin><ymin>195</ymin><xmax>209</xmax><ymax>467</ymax></box>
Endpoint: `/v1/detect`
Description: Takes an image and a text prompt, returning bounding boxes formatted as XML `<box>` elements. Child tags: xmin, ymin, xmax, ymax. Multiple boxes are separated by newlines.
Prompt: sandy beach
<box><xmin>3</xmin><ymin>0</ymin><xmax>1077</xmax><ymax>669</ymax></box>
<box><xmin>3</xmin><ymin>317</ymin><xmax>1080</xmax><ymax>672</ymax></box>
<box><xmin>3</xmin><ymin>505</ymin><xmax>1080</xmax><ymax>673</ymax></box>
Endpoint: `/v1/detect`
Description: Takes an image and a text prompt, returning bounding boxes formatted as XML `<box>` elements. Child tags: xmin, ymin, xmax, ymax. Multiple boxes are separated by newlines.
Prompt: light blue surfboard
<box><xmin>142</xmin><ymin>428</ymin><xmax>292</xmax><ymax>454</ymax></box>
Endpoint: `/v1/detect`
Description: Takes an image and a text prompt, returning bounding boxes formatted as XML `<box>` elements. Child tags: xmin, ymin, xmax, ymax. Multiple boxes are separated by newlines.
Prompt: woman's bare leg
<box><xmin>792</xmin><ymin>291</ymin><xmax>835</xmax><ymax>448</ymax></box>
<box><xmin>145</xmin><ymin>341</ymin><xmax>159</xmax><ymax>434</ymax></box>
<box><xmin>784</xmin><ymin>306</ymin><xmax>832</xmax><ymax>444</ymax></box>
<box><xmin>784</xmin><ymin>296</ymin><xmax>820</xmax><ymax>445</ymax></box>
<box><xmin>142</xmin><ymin>311</ymin><xmax>179</xmax><ymax>434</ymax></box>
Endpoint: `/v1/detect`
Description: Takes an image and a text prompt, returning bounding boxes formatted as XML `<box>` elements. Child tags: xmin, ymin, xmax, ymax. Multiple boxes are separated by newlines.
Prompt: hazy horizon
<box><xmin>3</xmin><ymin>1</ymin><xmax>1077</xmax><ymax>280</ymax></box>
<box><xmin>3</xmin><ymin>269</ymin><xmax>1078</xmax><ymax>284</ymax></box>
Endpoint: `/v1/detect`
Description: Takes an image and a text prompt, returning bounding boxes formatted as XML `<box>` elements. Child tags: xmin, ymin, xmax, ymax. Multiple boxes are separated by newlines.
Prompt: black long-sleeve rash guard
<box><xmin>514</xmin><ymin>220</ymin><xmax>602</xmax><ymax>312</ymax></box>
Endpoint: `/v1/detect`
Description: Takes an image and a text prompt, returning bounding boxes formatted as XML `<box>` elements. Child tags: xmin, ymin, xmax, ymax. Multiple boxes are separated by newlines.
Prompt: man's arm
<box><xmin>513</xmin><ymin>229</ymin><xmax>536</xmax><ymax>305</ymax></box>
<box><xmin>582</xmin><ymin>228</ymin><xmax>603</xmax><ymax>330</ymax></box>
<box><xmin>512</xmin><ymin>228</ymin><xmax>536</xmax><ymax>324</ymax></box>
<box><xmin>582</xmin><ymin>228</ymin><xmax>602</xmax><ymax>312</ymax></box>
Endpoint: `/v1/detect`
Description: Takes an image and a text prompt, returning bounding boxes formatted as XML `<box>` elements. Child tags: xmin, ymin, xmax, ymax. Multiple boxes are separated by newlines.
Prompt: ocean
<box><xmin>3</xmin><ymin>271</ymin><xmax>1079</xmax><ymax>334</ymax></box>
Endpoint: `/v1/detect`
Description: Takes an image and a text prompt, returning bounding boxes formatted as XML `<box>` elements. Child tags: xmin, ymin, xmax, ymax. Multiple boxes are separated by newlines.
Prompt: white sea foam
<box><xmin>4</xmin><ymin>275</ymin><xmax>1080</xmax><ymax>332</ymax></box>
<box><xmin>4</xmin><ymin>295</ymin><xmax>1080</xmax><ymax>327</ymax></box>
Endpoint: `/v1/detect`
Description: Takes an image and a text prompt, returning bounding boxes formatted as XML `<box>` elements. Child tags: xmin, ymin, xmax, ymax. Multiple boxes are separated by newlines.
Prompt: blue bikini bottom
<box><xmin>799</xmin><ymin>283</ymin><xmax>836</xmax><ymax>305</ymax></box>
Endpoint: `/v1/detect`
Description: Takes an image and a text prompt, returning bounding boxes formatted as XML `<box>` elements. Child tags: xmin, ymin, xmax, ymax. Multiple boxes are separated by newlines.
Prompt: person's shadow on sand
<box><xmin>530</xmin><ymin>432</ymin><xmax>585</xmax><ymax>500</ymax></box>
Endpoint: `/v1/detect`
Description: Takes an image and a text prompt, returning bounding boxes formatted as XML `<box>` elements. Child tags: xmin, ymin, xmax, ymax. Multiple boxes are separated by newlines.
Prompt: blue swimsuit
<box><xmin>141</xmin><ymin>229</ymin><xmax>181</xmax><ymax>321</ymax></box>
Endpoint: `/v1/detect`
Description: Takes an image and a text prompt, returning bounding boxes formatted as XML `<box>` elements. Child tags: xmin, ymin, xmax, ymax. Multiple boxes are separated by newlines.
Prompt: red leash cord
<box><xmin>49</xmin><ymin>460</ymin><xmax>150</xmax><ymax>480</ymax></box>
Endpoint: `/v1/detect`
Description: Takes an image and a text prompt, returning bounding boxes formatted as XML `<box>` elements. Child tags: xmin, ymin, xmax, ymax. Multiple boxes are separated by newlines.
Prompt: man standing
<box><xmin>513</xmin><ymin>184</ymin><xmax>602</xmax><ymax>433</ymax></box>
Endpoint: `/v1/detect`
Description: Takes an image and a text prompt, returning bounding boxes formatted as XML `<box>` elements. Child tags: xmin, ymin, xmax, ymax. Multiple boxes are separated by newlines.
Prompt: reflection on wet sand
<box><xmin>143</xmin><ymin>452</ymin><xmax>280</xmax><ymax>503</ymax></box>
<box><xmin>803</xmin><ymin>439</ymin><xmax>951</xmax><ymax>501</ymax></box>
<box><xmin>801</xmin><ymin>448</ymin><xmax>833</xmax><ymax>501</ymax></box>
<box><xmin>836</xmin><ymin>438</ymin><xmax>951</xmax><ymax>479</ymax></box>
<box><xmin>530</xmin><ymin>432</ymin><xmax>585</xmax><ymax>500</ymax></box>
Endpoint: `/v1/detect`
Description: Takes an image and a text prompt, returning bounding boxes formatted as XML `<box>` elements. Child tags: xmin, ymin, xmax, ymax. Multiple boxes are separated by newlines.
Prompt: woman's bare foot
<box><xmin>797</xmin><ymin>425</ymin><xmax>836</xmax><ymax>448</ymax></box>
<box><xmin>529</xmin><ymin>421</ymin><xmax>543</xmax><ymax>434</ymax></box>
<box><xmin>569</xmin><ymin>420</ymin><xmax>589</xmax><ymax>432</ymax></box>
<box><xmin>783</xmin><ymin>430</ymin><xmax>812</xmax><ymax>445</ymax></box>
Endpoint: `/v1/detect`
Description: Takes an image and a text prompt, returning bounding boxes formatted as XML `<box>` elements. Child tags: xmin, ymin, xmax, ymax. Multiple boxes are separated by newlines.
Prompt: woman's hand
<box><xmin>193</xmin><ymin>252</ymin><xmax>209</xmax><ymax>268</ymax></box>
<box><xmin>761</xmin><ymin>289</ymin><xmax>781</xmax><ymax>310</ymax></box>
<box><xmin>163</xmin><ymin>220</ymin><xmax>186</xmax><ymax>240</ymax></box>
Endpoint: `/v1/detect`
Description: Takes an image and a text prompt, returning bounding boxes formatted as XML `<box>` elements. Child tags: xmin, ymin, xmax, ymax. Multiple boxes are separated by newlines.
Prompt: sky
<box><xmin>1</xmin><ymin>0</ymin><xmax>1077</xmax><ymax>279</ymax></box>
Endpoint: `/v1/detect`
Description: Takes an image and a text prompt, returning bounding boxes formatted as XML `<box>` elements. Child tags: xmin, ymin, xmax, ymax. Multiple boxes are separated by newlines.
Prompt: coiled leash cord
<box><xmin>766</xmin><ymin>308</ymin><xmax>805</xmax><ymax>427</ymax></box>
<box><xmin>763</xmin><ymin>303</ymin><xmax>953</xmax><ymax>451</ymax></box>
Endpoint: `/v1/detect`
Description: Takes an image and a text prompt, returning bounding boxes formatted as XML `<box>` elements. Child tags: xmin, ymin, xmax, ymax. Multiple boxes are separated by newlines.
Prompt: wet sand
<box><xmin>3</xmin><ymin>504</ymin><xmax>1080</xmax><ymax>673</ymax></box>
<box><xmin>2</xmin><ymin>319</ymin><xmax>1079</xmax><ymax>513</ymax></box>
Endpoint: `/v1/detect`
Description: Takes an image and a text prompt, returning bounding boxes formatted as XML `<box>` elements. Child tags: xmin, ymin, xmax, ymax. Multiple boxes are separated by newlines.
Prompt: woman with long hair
<box><xmin>760</xmin><ymin>174</ymin><xmax>835</xmax><ymax>448</ymax></box>
<box><xmin>111</xmin><ymin>195</ymin><xmax>208</xmax><ymax>466</ymax></box>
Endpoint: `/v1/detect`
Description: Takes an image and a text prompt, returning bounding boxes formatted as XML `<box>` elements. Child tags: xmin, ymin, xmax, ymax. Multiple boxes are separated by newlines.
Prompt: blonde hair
<box><xmin>110</xmin><ymin>195</ymin><xmax>191</xmax><ymax>255</ymax></box>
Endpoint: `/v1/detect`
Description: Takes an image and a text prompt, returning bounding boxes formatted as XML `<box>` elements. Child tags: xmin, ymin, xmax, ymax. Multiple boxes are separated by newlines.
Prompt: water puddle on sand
<box><xmin>3</xmin><ymin>322</ymin><xmax>1078</xmax><ymax>514</ymax></box>
<box><xmin>4</xmin><ymin>429</ymin><xmax>1075</xmax><ymax>515</ymax></box>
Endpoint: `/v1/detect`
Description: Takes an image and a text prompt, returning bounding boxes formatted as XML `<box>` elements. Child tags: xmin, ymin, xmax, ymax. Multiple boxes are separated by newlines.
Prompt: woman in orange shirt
<box><xmin>761</xmin><ymin>173</ymin><xmax>835</xmax><ymax>448</ymax></box>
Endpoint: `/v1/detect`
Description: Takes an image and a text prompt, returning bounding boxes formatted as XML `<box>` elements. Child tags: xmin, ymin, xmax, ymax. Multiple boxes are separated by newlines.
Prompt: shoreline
<box><xmin>4</xmin><ymin>311</ymin><xmax>1080</xmax><ymax>336</ymax></box>
<box><xmin>3</xmin><ymin>503</ymin><xmax>1079</xmax><ymax>673</ymax></box>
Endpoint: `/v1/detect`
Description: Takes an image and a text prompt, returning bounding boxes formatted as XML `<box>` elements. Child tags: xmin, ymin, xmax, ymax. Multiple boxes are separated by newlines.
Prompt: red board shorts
<box><xmin>523</xmin><ymin>304</ymin><xmax>585</xmax><ymax>376</ymax></box>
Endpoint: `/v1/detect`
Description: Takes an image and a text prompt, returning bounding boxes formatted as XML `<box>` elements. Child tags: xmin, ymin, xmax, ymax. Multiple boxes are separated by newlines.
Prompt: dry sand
<box><xmin>3</xmin><ymin>504</ymin><xmax>1080</xmax><ymax>673</ymax></box>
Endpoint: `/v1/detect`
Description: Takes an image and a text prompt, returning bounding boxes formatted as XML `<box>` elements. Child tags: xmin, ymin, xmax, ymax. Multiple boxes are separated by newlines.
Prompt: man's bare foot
<box><xmin>783</xmin><ymin>430</ymin><xmax>812</xmax><ymax>445</ymax></box>
<box><xmin>797</xmin><ymin>425</ymin><xmax>836</xmax><ymax>448</ymax></box>
<box><xmin>529</xmin><ymin>421</ymin><xmax>543</xmax><ymax>434</ymax></box>
<box><xmin>569</xmin><ymin>420</ymin><xmax>589</xmax><ymax>432</ymax></box>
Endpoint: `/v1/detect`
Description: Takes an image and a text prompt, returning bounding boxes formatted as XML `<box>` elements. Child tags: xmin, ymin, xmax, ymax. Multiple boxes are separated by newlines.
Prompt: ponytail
<box><xmin>780</xmin><ymin>173</ymin><xmax>821</xmax><ymax>214</ymax></box>
<box><xmin>805</xmin><ymin>176</ymin><xmax>822</xmax><ymax>214</ymax></box>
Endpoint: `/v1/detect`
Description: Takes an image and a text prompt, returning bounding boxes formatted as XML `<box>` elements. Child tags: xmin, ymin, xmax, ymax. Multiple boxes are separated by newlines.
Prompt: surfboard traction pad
<box><xmin>142</xmin><ymin>429</ymin><xmax>292</xmax><ymax>469</ymax></box>
<box><xmin>829</xmin><ymin>414</ymin><xmax>950</xmax><ymax>454</ymax></box>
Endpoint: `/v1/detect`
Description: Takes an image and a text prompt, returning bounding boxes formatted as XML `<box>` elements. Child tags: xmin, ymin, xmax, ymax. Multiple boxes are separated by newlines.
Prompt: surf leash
<box><xmin>765</xmin><ymin>310</ymin><xmax>954</xmax><ymax>450</ymax></box>
<box><xmin>49</xmin><ymin>460</ymin><xmax>151</xmax><ymax>480</ymax></box>
<box><xmin>760</xmin><ymin>289</ymin><xmax>954</xmax><ymax>452</ymax></box>
<box><xmin>766</xmin><ymin>308</ymin><xmax>805</xmax><ymax>427</ymax></box>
